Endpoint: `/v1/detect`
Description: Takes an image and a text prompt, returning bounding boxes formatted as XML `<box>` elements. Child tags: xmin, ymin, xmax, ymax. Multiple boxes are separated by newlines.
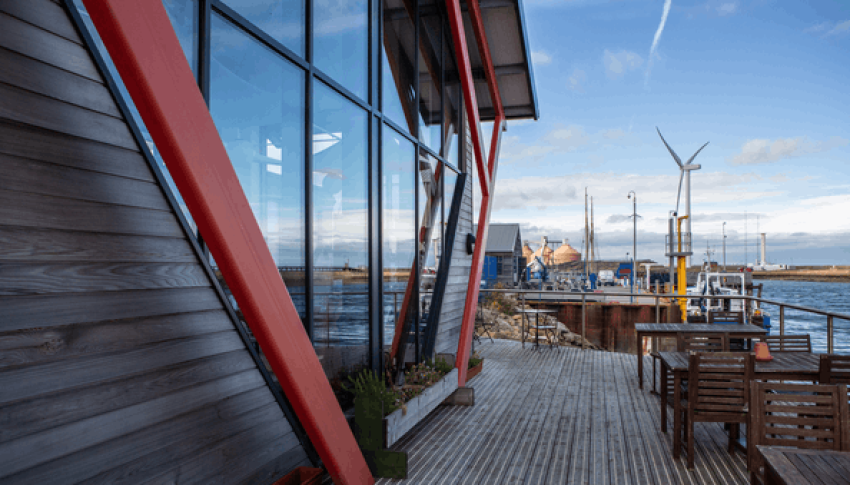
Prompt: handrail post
<box><xmin>581</xmin><ymin>293</ymin><xmax>586</xmax><ymax>350</ymax></box>
<box><xmin>828</xmin><ymin>315</ymin><xmax>834</xmax><ymax>354</ymax></box>
<box><xmin>779</xmin><ymin>305</ymin><xmax>785</xmax><ymax>336</ymax></box>
<box><xmin>655</xmin><ymin>292</ymin><xmax>660</xmax><ymax>324</ymax></box>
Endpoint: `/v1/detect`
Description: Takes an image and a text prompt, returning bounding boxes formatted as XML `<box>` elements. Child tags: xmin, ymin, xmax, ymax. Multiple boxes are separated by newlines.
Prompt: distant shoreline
<box><xmin>751</xmin><ymin>269</ymin><xmax>850</xmax><ymax>283</ymax></box>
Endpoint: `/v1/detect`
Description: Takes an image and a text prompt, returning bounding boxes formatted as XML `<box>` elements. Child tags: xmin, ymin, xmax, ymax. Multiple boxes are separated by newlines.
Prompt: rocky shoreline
<box><xmin>477</xmin><ymin>300</ymin><xmax>600</xmax><ymax>350</ymax></box>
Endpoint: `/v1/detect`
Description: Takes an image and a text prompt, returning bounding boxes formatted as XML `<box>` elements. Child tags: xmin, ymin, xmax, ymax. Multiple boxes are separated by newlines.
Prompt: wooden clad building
<box><xmin>0</xmin><ymin>1</ymin><xmax>313</xmax><ymax>482</ymax></box>
<box><xmin>0</xmin><ymin>0</ymin><xmax>537</xmax><ymax>482</ymax></box>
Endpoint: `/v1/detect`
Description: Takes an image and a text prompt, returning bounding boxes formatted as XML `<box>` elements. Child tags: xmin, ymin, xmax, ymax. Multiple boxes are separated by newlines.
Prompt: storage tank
<box><xmin>553</xmin><ymin>241</ymin><xmax>581</xmax><ymax>265</ymax></box>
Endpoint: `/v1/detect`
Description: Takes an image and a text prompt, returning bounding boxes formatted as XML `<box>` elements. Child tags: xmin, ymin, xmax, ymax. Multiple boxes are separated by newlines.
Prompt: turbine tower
<box><xmin>657</xmin><ymin>127</ymin><xmax>709</xmax><ymax>266</ymax></box>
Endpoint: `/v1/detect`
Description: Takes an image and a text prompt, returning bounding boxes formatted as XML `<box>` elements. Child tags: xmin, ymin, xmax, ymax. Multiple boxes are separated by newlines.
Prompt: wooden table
<box><xmin>518</xmin><ymin>309</ymin><xmax>558</xmax><ymax>350</ymax></box>
<box><xmin>634</xmin><ymin>323</ymin><xmax>767</xmax><ymax>389</ymax></box>
<box><xmin>658</xmin><ymin>351</ymin><xmax>820</xmax><ymax>459</ymax></box>
<box><xmin>758</xmin><ymin>446</ymin><xmax>850</xmax><ymax>484</ymax></box>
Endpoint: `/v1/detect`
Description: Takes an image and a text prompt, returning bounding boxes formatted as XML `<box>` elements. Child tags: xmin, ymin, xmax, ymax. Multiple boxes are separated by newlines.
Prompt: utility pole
<box><xmin>722</xmin><ymin>222</ymin><xmax>727</xmax><ymax>271</ymax></box>
<box><xmin>584</xmin><ymin>188</ymin><xmax>589</xmax><ymax>281</ymax></box>
<box><xmin>745</xmin><ymin>210</ymin><xmax>748</xmax><ymax>268</ymax></box>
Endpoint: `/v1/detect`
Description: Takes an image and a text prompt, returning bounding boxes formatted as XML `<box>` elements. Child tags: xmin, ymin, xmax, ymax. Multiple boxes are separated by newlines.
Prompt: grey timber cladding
<box><xmin>0</xmin><ymin>1</ymin><xmax>311</xmax><ymax>483</ymax></box>
<box><xmin>434</xmin><ymin>114</ymin><xmax>475</xmax><ymax>356</ymax></box>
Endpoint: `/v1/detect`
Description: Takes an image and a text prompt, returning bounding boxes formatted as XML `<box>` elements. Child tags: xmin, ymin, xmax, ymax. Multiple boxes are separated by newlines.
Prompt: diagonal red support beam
<box><xmin>80</xmin><ymin>2</ymin><xmax>373</xmax><ymax>484</ymax></box>
<box><xmin>447</xmin><ymin>0</ymin><xmax>507</xmax><ymax>386</ymax></box>
<box><xmin>445</xmin><ymin>0</ymin><xmax>489</xmax><ymax>198</ymax></box>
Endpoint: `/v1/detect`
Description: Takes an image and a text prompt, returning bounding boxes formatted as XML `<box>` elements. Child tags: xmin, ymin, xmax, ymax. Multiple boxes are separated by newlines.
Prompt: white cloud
<box><xmin>567</xmin><ymin>68</ymin><xmax>587</xmax><ymax>92</ymax></box>
<box><xmin>603</xmin><ymin>49</ymin><xmax>644</xmax><ymax>79</ymax></box>
<box><xmin>804</xmin><ymin>20</ymin><xmax>850</xmax><ymax>37</ymax></box>
<box><xmin>826</xmin><ymin>19</ymin><xmax>850</xmax><ymax>36</ymax></box>
<box><xmin>645</xmin><ymin>0</ymin><xmax>672</xmax><ymax>87</ymax></box>
<box><xmin>531</xmin><ymin>50</ymin><xmax>552</xmax><ymax>66</ymax></box>
<box><xmin>602</xmin><ymin>128</ymin><xmax>627</xmax><ymax>140</ymax></box>
<box><xmin>728</xmin><ymin>136</ymin><xmax>849</xmax><ymax>165</ymax></box>
<box><xmin>498</xmin><ymin>124</ymin><xmax>590</xmax><ymax>164</ymax></box>
<box><xmin>717</xmin><ymin>2</ymin><xmax>737</xmax><ymax>16</ymax></box>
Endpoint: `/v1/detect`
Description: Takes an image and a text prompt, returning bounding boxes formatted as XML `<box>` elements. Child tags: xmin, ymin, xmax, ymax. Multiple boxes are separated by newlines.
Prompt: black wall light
<box><xmin>466</xmin><ymin>233</ymin><xmax>475</xmax><ymax>255</ymax></box>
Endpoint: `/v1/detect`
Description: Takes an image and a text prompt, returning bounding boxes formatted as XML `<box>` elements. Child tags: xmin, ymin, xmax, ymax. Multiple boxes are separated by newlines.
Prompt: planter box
<box><xmin>467</xmin><ymin>361</ymin><xmax>483</xmax><ymax>381</ymax></box>
<box><xmin>384</xmin><ymin>368</ymin><xmax>458</xmax><ymax>447</ymax></box>
<box><xmin>274</xmin><ymin>466</ymin><xmax>322</xmax><ymax>485</ymax></box>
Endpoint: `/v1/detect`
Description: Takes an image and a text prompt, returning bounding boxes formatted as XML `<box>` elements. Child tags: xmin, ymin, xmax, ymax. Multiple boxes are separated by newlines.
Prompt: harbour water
<box><xmin>759</xmin><ymin>280</ymin><xmax>850</xmax><ymax>354</ymax></box>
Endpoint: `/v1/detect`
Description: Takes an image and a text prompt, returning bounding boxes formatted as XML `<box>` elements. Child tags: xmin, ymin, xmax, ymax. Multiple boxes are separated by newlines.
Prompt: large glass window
<box><xmin>381</xmin><ymin>0</ymin><xmax>415</xmax><ymax>135</ymax></box>
<box><xmin>417</xmin><ymin>151</ymin><xmax>442</xmax><ymax>356</ymax></box>
<box><xmin>381</xmin><ymin>124</ymin><xmax>416</xmax><ymax>353</ymax></box>
<box><xmin>312</xmin><ymin>81</ymin><xmax>370</xmax><ymax>381</ymax></box>
<box><xmin>418</xmin><ymin>3</ymin><xmax>442</xmax><ymax>151</ymax></box>
<box><xmin>209</xmin><ymin>14</ymin><xmax>307</xmax><ymax>316</ymax></box>
<box><xmin>314</xmin><ymin>0</ymin><xmax>368</xmax><ymax>101</ymax></box>
<box><xmin>163</xmin><ymin>0</ymin><xmax>200</xmax><ymax>75</ymax></box>
<box><xmin>222</xmin><ymin>0</ymin><xmax>305</xmax><ymax>57</ymax></box>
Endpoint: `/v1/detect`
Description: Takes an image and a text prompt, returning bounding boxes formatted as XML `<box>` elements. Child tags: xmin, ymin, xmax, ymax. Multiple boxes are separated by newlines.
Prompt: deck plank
<box><xmin>372</xmin><ymin>340</ymin><xmax>747</xmax><ymax>485</ymax></box>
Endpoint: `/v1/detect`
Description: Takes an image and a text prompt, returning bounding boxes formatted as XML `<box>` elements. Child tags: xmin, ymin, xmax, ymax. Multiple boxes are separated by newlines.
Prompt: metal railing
<box><xmin>478</xmin><ymin>287</ymin><xmax>850</xmax><ymax>354</ymax></box>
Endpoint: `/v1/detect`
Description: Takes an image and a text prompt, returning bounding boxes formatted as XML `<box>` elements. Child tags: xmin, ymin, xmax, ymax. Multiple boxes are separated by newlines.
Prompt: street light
<box><xmin>628</xmin><ymin>191</ymin><xmax>637</xmax><ymax>303</ymax></box>
<box><xmin>722</xmin><ymin>222</ymin><xmax>727</xmax><ymax>271</ymax></box>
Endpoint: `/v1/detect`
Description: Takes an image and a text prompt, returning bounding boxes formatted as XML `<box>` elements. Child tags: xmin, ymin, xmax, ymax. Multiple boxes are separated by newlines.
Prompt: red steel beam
<box><xmin>445</xmin><ymin>0</ymin><xmax>489</xmax><ymax>197</ymax></box>
<box><xmin>80</xmin><ymin>2</ymin><xmax>373</xmax><ymax>483</ymax></box>
<box><xmin>465</xmin><ymin>0</ymin><xmax>504</xmax><ymax>119</ymax></box>
<box><xmin>447</xmin><ymin>0</ymin><xmax>507</xmax><ymax>386</ymax></box>
<box><xmin>456</xmin><ymin>116</ymin><xmax>503</xmax><ymax>385</ymax></box>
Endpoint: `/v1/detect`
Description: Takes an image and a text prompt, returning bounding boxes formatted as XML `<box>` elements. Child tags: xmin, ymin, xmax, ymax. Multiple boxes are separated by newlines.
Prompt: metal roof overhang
<box><xmin>460</xmin><ymin>0</ymin><xmax>538</xmax><ymax>121</ymax></box>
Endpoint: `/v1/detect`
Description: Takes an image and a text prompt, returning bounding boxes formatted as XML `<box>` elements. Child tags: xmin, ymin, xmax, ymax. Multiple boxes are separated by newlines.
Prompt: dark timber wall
<box><xmin>0</xmin><ymin>1</ymin><xmax>311</xmax><ymax>482</ymax></box>
<box><xmin>434</xmin><ymin>112</ymin><xmax>475</xmax><ymax>356</ymax></box>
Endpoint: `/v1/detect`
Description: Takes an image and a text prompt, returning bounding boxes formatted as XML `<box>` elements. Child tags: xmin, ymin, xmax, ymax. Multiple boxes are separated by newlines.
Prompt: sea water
<box><xmin>759</xmin><ymin>280</ymin><xmax>850</xmax><ymax>354</ymax></box>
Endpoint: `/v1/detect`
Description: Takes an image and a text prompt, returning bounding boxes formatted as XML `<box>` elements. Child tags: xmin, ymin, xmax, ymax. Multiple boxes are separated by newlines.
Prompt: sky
<box><xmin>480</xmin><ymin>0</ymin><xmax>850</xmax><ymax>267</ymax></box>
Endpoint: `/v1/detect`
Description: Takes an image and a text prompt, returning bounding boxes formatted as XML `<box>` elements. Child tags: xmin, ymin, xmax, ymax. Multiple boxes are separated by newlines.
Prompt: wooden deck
<box><xmin>375</xmin><ymin>340</ymin><xmax>748</xmax><ymax>484</ymax></box>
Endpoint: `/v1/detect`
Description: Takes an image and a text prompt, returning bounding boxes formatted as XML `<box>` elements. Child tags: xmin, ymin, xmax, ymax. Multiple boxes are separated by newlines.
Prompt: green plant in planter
<box><xmin>349</xmin><ymin>370</ymin><xmax>407</xmax><ymax>478</ymax></box>
<box><xmin>348</xmin><ymin>370</ymin><xmax>398</xmax><ymax>416</ymax></box>
<box><xmin>468</xmin><ymin>352</ymin><xmax>483</xmax><ymax>369</ymax></box>
<box><xmin>405</xmin><ymin>360</ymin><xmax>449</xmax><ymax>387</ymax></box>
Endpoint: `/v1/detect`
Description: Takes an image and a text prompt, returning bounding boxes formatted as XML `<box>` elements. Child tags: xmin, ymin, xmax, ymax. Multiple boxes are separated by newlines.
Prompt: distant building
<box><xmin>477</xmin><ymin>224</ymin><xmax>524</xmax><ymax>286</ymax></box>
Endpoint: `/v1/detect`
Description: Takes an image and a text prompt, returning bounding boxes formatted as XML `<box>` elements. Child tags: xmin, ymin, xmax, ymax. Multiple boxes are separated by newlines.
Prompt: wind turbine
<box><xmin>657</xmin><ymin>127</ymin><xmax>709</xmax><ymax>265</ymax></box>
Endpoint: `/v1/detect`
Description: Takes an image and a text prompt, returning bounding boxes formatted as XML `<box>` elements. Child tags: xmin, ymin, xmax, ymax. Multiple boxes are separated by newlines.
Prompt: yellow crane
<box><xmin>677</xmin><ymin>215</ymin><xmax>689</xmax><ymax>322</ymax></box>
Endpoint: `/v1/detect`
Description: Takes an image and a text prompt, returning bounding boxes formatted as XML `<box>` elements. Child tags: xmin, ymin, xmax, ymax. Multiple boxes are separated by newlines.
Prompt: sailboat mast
<box><xmin>591</xmin><ymin>196</ymin><xmax>595</xmax><ymax>276</ymax></box>
<box><xmin>584</xmin><ymin>189</ymin><xmax>589</xmax><ymax>280</ymax></box>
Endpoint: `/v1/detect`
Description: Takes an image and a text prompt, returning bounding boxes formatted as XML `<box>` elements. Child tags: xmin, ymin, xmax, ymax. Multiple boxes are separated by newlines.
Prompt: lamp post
<box><xmin>628</xmin><ymin>191</ymin><xmax>636</xmax><ymax>303</ymax></box>
<box><xmin>722</xmin><ymin>222</ymin><xmax>727</xmax><ymax>271</ymax></box>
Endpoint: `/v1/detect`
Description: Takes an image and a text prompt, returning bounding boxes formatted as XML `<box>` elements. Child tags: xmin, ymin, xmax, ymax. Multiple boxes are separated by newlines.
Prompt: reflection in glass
<box><xmin>209</xmin><ymin>14</ymin><xmax>307</xmax><ymax>319</ymax></box>
<box><xmin>162</xmin><ymin>0</ymin><xmax>200</xmax><ymax>76</ymax></box>
<box><xmin>312</xmin><ymin>81</ymin><xmax>369</xmax><ymax>383</ymax></box>
<box><xmin>221</xmin><ymin>0</ymin><xmax>305</xmax><ymax>57</ymax></box>
<box><xmin>314</xmin><ymin>0</ymin><xmax>368</xmax><ymax>100</ymax></box>
<box><xmin>382</xmin><ymin>125</ymin><xmax>416</xmax><ymax>355</ymax></box>
<box><xmin>418</xmin><ymin>5</ymin><xmax>442</xmax><ymax>150</ymax></box>
<box><xmin>417</xmin><ymin>151</ymin><xmax>442</xmax><ymax>358</ymax></box>
<box><xmin>381</xmin><ymin>0</ymin><xmax>415</xmax><ymax>134</ymax></box>
<box><xmin>444</xmin><ymin>78</ymin><xmax>461</xmax><ymax>168</ymax></box>
<box><xmin>442</xmin><ymin>165</ymin><xmax>458</xmax><ymax>245</ymax></box>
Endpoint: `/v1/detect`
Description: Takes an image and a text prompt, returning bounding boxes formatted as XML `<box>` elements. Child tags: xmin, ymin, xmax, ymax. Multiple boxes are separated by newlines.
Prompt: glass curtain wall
<box><xmin>381</xmin><ymin>126</ymin><xmax>416</xmax><ymax>353</ymax></box>
<box><xmin>209</xmin><ymin>14</ymin><xmax>308</xmax><ymax>319</ymax></box>
<box><xmin>148</xmin><ymin>0</ymin><xmax>466</xmax><ymax>402</ymax></box>
<box><xmin>311</xmin><ymin>82</ymin><xmax>370</xmax><ymax>380</ymax></box>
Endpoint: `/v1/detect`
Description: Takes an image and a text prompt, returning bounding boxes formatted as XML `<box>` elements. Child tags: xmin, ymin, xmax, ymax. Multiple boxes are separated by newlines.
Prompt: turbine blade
<box><xmin>675</xmin><ymin>169</ymin><xmax>684</xmax><ymax>213</ymax></box>
<box><xmin>657</xmin><ymin>127</ymin><xmax>683</xmax><ymax>167</ymax></box>
<box><xmin>685</xmin><ymin>141</ymin><xmax>710</xmax><ymax>165</ymax></box>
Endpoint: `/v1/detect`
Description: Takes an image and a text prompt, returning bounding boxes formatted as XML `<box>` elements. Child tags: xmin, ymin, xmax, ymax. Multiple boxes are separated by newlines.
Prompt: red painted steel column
<box><xmin>80</xmin><ymin>2</ymin><xmax>372</xmax><ymax>483</ymax></box>
<box><xmin>446</xmin><ymin>0</ymin><xmax>506</xmax><ymax>386</ymax></box>
<box><xmin>456</xmin><ymin>117</ymin><xmax>503</xmax><ymax>385</ymax></box>
<box><xmin>445</xmin><ymin>0</ymin><xmax>489</xmax><ymax>197</ymax></box>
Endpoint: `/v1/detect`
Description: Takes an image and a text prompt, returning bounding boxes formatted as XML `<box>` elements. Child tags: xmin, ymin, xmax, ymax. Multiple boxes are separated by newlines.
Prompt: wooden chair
<box><xmin>762</xmin><ymin>334</ymin><xmax>812</xmax><ymax>353</ymax></box>
<box><xmin>819</xmin><ymin>354</ymin><xmax>850</xmax><ymax>403</ymax></box>
<box><xmin>680</xmin><ymin>352</ymin><xmax>754</xmax><ymax>469</ymax></box>
<box><xmin>651</xmin><ymin>333</ymin><xmax>728</xmax><ymax>397</ymax></box>
<box><xmin>708</xmin><ymin>311</ymin><xmax>746</xmax><ymax>349</ymax></box>
<box><xmin>677</xmin><ymin>333</ymin><xmax>729</xmax><ymax>352</ymax></box>
<box><xmin>747</xmin><ymin>381</ymin><xmax>849</xmax><ymax>484</ymax></box>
